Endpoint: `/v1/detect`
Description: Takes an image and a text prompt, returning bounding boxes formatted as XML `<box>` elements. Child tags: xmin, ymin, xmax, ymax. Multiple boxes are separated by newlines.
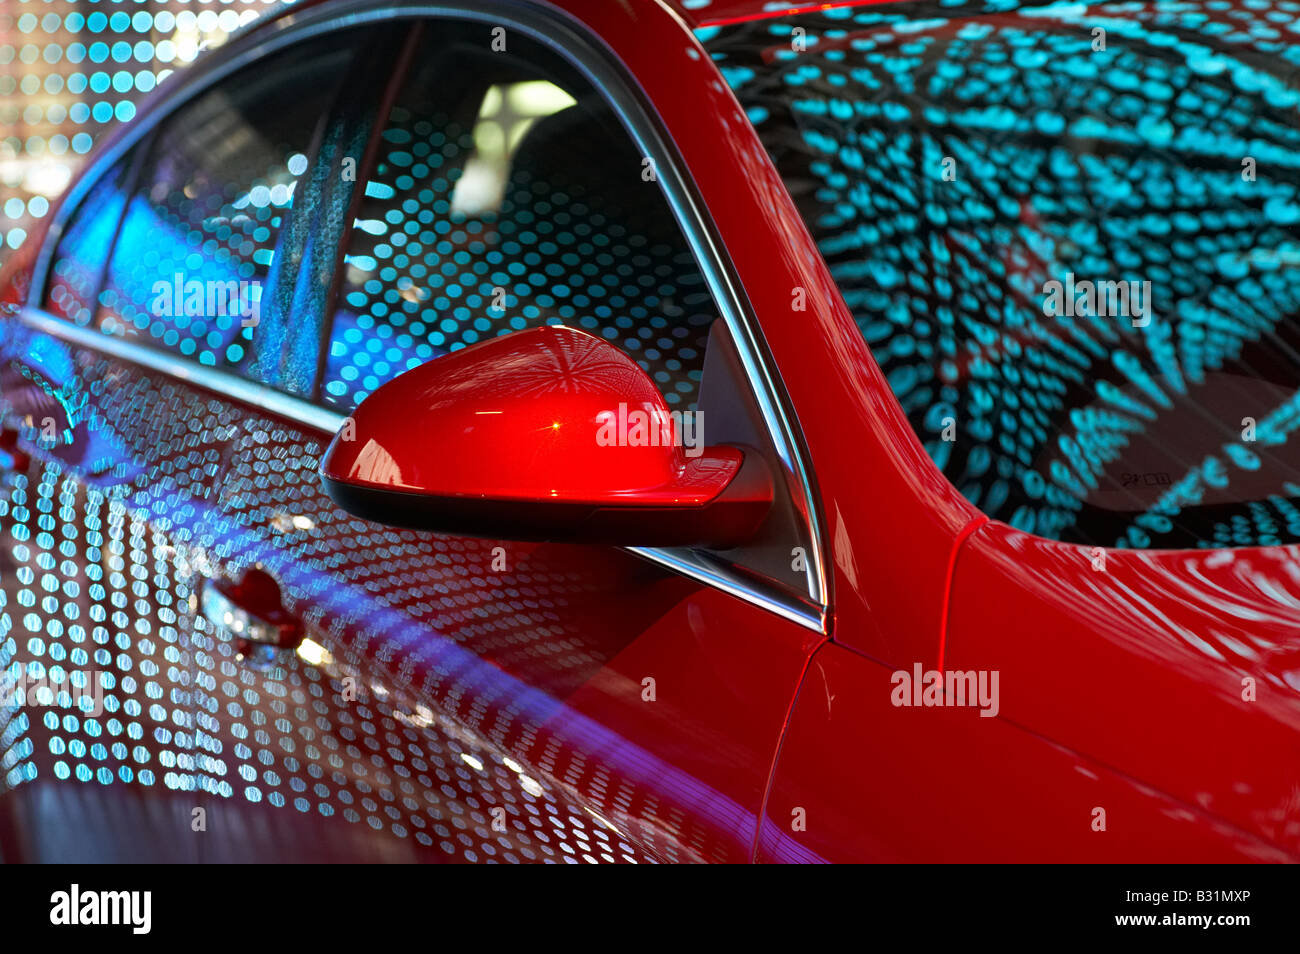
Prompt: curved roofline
<box><xmin>666</xmin><ymin>0</ymin><xmax>890</xmax><ymax>28</ymax></box>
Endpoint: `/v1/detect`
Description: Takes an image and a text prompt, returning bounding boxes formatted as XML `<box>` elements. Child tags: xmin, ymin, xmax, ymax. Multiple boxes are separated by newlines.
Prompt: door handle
<box><xmin>200</xmin><ymin>568</ymin><xmax>304</xmax><ymax>662</ymax></box>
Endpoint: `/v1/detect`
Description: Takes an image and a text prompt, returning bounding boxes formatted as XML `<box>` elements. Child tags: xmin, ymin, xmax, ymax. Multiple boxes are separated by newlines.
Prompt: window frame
<box><xmin>23</xmin><ymin>0</ymin><xmax>830</xmax><ymax>633</ymax></box>
<box><xmin>45</xmin><ymin>25</ymin><xmax>397</xmax><ymax>391</ymax></box>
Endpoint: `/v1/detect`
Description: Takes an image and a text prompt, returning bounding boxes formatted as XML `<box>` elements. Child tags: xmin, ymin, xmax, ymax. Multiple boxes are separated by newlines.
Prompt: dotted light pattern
<box><xmin>326</xmin><ymin>33</ymin><xmax>715</xmax><ymax>411</ymax></box>
<box><xmin>4</xmin><ymin>13</ymin><xmax>770</xmax><ymax>862</ymax></box>
<box><xmin>0</xmin><ymin>0</ymin><xmax>300</xmax><ymax>263</ymax></box>
<box><xmin>50</xmin><ymin>30</ymin><xmax>362</xmax><ymax>380</ymax></box>
<box><xmin>0</xmin><ymin>338</ymin><xmax>752</xmax><ymax>861</ymax></box>
<box><xmin>703</xmin><ymin>0</ymin><xmax>1300</xmax><ymax>549</ymax></box>
<box><xmin>45</xmin><ymin>155</ymin><xmax>128</xmax><ymax>326</ymax></box>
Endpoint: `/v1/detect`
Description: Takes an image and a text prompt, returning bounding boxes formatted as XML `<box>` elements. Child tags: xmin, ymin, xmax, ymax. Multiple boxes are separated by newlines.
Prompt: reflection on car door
<box><xmin>1</xmin><ymin>15</ymin><xmax>824</xmax><ymax>862</ymax></box>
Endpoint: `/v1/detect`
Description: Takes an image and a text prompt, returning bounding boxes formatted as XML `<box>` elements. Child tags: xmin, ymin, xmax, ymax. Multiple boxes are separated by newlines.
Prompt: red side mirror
<box><xmin>319</xmin><ymin>326</ymin><xmax>772</xmax><ymax>546</ymax></box>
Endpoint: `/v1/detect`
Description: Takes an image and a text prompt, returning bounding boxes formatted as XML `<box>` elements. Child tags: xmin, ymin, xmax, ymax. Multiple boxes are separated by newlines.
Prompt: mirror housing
<box><xmin>320</xmin><ymin>326</ymin><xmax>772</xmax><ymax>547</ymax></box>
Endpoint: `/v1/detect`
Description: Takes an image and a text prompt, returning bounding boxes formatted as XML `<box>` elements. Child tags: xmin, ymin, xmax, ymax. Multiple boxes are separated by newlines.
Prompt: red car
<box><xmin>0</xmin><ymin>0</ymin><xmax>1298</xmax><ymax>863</ymax></box>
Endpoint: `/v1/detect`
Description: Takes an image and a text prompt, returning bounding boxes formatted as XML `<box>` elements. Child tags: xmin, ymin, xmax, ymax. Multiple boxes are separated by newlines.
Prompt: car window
<box><xmin>703</xmin><ymin>0</ymin><xmax>1300</xmax><ymax>550</ymax></box>
<box><xmin>84</xmin><ymin>32</ymin><xmax>366</xmax><ymax>378</ymax></box>
<box><xmin>320</xmin><ymin>24</ymin><xmax>716</xmax><ymax>412</ymax></box>
<box><xmin>44</xmin><ymin>157</ymin><xmax>131</xmax><ymax>327</ymax></box>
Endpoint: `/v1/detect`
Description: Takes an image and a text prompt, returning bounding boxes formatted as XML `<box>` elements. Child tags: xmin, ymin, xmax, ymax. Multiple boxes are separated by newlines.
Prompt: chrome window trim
<box><xmin>19</xmin><ymin>307</ymin><xmax>346</xmax><ymax>435</ymax></box>
<box><xmin>24</xmin><ymin>0</ymin><xmax>830</xmax><ymax>634</ymax></box>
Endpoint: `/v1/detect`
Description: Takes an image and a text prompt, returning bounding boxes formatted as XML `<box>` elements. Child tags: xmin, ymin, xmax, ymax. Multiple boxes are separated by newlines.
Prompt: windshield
<box><xmin>701</xmin><ymin>0</ymin><xmax>1300</xmax><ymax>550</ymax></box>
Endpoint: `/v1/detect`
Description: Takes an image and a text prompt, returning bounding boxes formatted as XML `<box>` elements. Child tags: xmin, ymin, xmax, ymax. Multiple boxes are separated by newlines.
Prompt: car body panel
<box><xmin>0</xmin><ymin>331</ymin><xmax>820</xmax><ymax>862</ymax></box>
<box><xmin>660</xmin><ymin>0</ymin><xmax>871</xmax><ymax>28</ymax></box>
<box><xmin>756</xmin><ymin>641</ymin><xmax>1291</xmax><ymax>862</ymax></box>
<box><xmin>944</xmin><ymin>521</ymin><xmax>1300</xmax><ymax>858</ymax></box>
<box><xmin>554</xmin><ymin>0</ymin><xmax>980</xmax><ymax>673</ymax></box>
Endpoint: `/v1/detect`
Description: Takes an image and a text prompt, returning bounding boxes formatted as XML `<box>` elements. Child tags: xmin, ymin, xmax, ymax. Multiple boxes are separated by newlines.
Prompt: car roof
<box><xmin>222</xmin><ymin>1</ymin><xmax>881</xmax><ymax>48</ymax></box>
<box><xmin>662</xmin><ymin>0</ymin><xmax>875</xmax><ymax>27</ymax></box>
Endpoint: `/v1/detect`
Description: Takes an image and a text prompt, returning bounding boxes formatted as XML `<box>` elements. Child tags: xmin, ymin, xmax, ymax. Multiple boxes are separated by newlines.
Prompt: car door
<box><xmin>1</xmin><ymin>2</ymin><xmax>828</xmax><ymax>863</ymax></box>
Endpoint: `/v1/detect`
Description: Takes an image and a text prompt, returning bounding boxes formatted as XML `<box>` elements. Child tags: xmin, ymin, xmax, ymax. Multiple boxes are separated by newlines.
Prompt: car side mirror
<box><xmin>319</xmin><ymin>325</ymin><xmax>772</xmax><ymax>547</ymax></box>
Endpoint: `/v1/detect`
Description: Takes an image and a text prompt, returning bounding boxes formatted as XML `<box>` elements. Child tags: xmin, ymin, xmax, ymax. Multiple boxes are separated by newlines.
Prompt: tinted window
<box><xmin>91</xmin><ymin>32</ymin><xmax>365</xmax><ymax>379</ymax></box>
<box><xmin>322</xmin><ymin>25</ymin><xmax>716</xmax><ymax>411</ymax></box>
<box><xmin>45</xmin><ymin>158</ymin><xmax>130</xmax><ymax>326</ymax></box>
<box><xmin>706</xmin><ymin>0</ymin><xmax>1300</xmax><ymax>549</ymax></box>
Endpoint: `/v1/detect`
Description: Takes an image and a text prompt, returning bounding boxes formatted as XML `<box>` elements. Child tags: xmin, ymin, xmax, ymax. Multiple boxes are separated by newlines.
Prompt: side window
<box><xmin>323</xmin><ymin>24</ymin><xmax>716</xmax><ymax>411</ymax></box>
<box><xmin>89</xmin><ymin>31</ymin><xmax>369</xmax><ymax>377</ymax></box>
<box><xmin>44</xmin><ymin>158</ymin><xmax>131</xmax><ymax>326</ymax></box>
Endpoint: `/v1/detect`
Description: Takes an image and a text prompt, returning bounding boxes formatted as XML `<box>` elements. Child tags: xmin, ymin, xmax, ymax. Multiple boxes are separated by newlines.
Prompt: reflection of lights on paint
<box><xmin>405</xmin><ymin>704</ymin><xmax>434</xmax><ymax>728</ymax></box>
<box><xmin>499</xmin><ymin>759</ymin><xmax>542</xmax><ymax>796</ymax></box>
<box><xmin>270</xmin><ymin>512</ymin><xmax>314</xmax><ymax>533</ymax></box>
<box><xmin>460</xmin><ymin>753</ymin><xmax>484</xmax><ymax>771</ymax></box>
<box><xmin>583</xmin><ymin>806</ymin><xmax>624</xmax><ymax>836</ymax></box>
<box><xmin>296</xmin><ymin>638</ymin><xmax>332</xmax><ymax>666</ymax></box>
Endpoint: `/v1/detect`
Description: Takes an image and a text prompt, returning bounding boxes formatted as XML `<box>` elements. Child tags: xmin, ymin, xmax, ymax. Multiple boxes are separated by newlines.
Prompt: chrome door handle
<box><xmin>200</xmin><ymin>569</ymin><xmax>303</xmax><ymax>652</ymax></box>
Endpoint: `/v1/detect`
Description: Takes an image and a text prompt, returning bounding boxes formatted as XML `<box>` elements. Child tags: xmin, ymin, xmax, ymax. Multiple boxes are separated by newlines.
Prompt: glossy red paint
<box><xmin>944</xmin><ymin>523</ymin><xmax>1300</xmax><ymax>858</ymax></box>
<box><xmin>0</xmin><ymin>221</ymin><xmax>40</xmax><ymax>309</ymax></box>
<box><xmin>322</xmin><ymin>325</ymin><xmax>740</xmax><ymax>505</ymax></box>
<box><xmin>665</xmin><ymin>0</ymin><xmax>891</xmax><ymax>27</ymax></box>
<box><xmin>551</xmin><ymin>0</ymin><xmax>1300</xmax><ymax>860</ymax></box>
<box><xmin>319</xmin><ymin>324</ymin><xmax>775</xmax><ymax>546</ymax></box>
<box><xmin>3</xmin><ymin>0</ymin><xmax>1299</xmax><ymax>864</ymax></box>
<box><xmin>558</xmin><ymin>0</ymin><xmax>977</xmax><ymax>673</ymax></box>
<box><xmin>1</xmin><ymin>0</ymin><xmax>826</xmax><ymax>863</ymax></box>
<box><xmin>756</xmin><ymin>642</ymin><xmax>1290</xmax><ymax>862</ymax></box>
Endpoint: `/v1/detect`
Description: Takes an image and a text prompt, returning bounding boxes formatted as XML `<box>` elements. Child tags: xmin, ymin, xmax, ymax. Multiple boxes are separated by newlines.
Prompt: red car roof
<box><xmin>663</xmin><ymin>0</ymin><xmax>881</xmax><ymax>28</ymax></box>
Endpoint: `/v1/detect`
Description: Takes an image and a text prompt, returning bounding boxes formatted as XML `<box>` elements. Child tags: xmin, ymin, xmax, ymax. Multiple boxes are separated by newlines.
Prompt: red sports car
<box><xmin>1</xmin><ymin>0</ymin><xmax>1298</xmax><ymax>862</ymax></box>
